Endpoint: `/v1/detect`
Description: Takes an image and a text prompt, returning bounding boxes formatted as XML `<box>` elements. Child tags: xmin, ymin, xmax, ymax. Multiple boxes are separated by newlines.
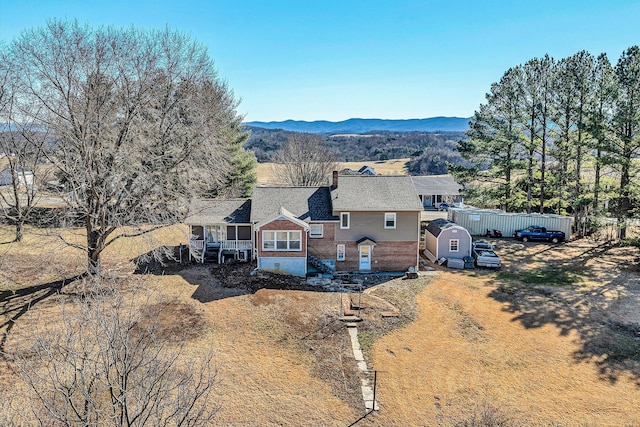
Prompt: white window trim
<box><xmin>262</xmin><ymin>230</ymin><xmax>302</xmax><ymax>251</ymax></box>
<box><xmin>384</xmin><ymin>212</ymin><xmax>397</xmax><ymax>229</ymax></box>
<box><xmin>336</xmin><ymin>244</ymin><xmax>346</xmax><ymax>261</ymax></box>
<box><xmin>310</xmin><ymin>223</ymin><xmax>324</xmax><ymax>238</ymax></box>
<box><xmin>449</xmin><ymin>239</ymin><xmax>459</xmax><ymax>252</ymax></box>
<box><xmin>340</xmin><ymin>212</ymin><xmax>350</xmax><ymax>229</ymax></box>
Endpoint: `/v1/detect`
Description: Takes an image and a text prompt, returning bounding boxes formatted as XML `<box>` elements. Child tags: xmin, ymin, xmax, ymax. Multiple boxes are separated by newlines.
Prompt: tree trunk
<box><xmin>15</xmin><ymin>221</ymin><xmax>24</xmax><ymax>242</ymax></box>
<box><xmin>539</xmin><ymin>123</ymin><xmax>546</xmax><ymax>213</ymax></box>
<box><xmin>594</xmin><ymin>148</ymin><xmax>601</xmax><ymax>212</ymax></box>
<box><xmin>619</xmin><ymin>161</ymin><xmax>630</xmax><ymax>240</ymax></box>
<box><xmin>527</xmin><ymin>150</ymin><xmax>534</xmax><ymax>214</ymax></box>
<box><xmin>87</xmin><ymin>228</ymin><xmax>103</xmax><ymax>275</ymax></box>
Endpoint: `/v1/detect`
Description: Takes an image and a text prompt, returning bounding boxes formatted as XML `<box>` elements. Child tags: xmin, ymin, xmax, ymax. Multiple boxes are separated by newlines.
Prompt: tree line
<box><xmin>451</xmin><ymin>47</ymin><xmax>640</xmax><ymax>238</ymax></box>
<box><xmin>245</xmin><ymin>126</ymin><xmax>466</xmax><ymax>167</ymax></box>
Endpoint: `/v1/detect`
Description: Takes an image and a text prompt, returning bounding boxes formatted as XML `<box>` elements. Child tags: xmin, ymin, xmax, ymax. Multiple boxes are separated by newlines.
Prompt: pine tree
<box><xmin>612</xmin><ymin>46</ymin><xmax>640</xmax><ymax>238</ymax></box>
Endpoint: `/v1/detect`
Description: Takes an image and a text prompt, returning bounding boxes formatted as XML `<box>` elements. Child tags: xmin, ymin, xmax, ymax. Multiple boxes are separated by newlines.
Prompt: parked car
<box><xmin>472</xmin><ymin>241</ymin><xmax>501</xmax><ymax>268</ymax></box>
<box><xmin>513</xmin><ymin>226</ymin><xmax>565</xmax><ymax>243</ymax></box>
<box><xmin>438</xmin><ymin>202</ymin><xmax>450</xmax><ymax>211</ymax></box>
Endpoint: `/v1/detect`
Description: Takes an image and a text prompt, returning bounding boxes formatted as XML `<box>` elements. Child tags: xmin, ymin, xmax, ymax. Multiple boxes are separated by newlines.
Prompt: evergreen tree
<box><xmin>521</xmin><ymin>56</ymin><xmax>555</xmax><ymax>213</ymax></box>
<box><xmin>456</xmin><ymin>46</ymin><xmax>640</xmax><ymax>238</ymax></box>
<box><xmin>458</xmin><ymin>67</ymin><xmax>526</xmax><ymax>211</ymax></box>
<box><xmin>586</xmin><ymin>53</ymin><xmax>617</xmax><ymax>215</ymax></box>
<box><xmin>612</xmin><ymin>46</ymin><xmax>640</xmax><ymax>238</ymax></box>
<box><xmin>223</xmin><ymin>129</ymin><xmax>257</xmax><ymax>197</ymax></box>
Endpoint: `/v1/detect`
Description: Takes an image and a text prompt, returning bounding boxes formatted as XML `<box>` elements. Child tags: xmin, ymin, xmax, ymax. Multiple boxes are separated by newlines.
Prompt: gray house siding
<box><xmin>334</xmin><ymin>211</ymin><xmax>420</xmax><ymax>242</ymax></box>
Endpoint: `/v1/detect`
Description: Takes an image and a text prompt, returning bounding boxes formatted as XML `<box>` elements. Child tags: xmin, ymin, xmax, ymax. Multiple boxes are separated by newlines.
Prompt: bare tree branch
<box><xmin>7</xmin><ymin>20</ymin><xmax>247</xmax><ymax>273</ymax></box>
<box><xmin>272</xmin><ymin>133</ymin><xmax>338</xmax><ymax>186</ymax></box>
<box><xmin>3</xmin><ymin>275</ymin><xmax>219</xmax><ymax>426</ymax></box>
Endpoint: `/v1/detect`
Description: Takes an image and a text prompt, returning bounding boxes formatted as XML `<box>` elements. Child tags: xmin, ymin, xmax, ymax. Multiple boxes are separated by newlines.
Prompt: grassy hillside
<box><xmin>1</xmin><ymin>225</ymin><xmax>639</xmax><ymax>425</ymax></box>
<box><xmin>256</xmin><ymin>159</ymin><xmax>408</xmax><ymax>185</ymax></box>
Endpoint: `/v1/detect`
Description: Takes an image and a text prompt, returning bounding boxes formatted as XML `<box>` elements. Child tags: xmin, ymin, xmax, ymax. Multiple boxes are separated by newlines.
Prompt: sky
<box><xmin>0</xmin><ymin>0</ymin><xmax>638</xmax><ymax>122</ymax></box>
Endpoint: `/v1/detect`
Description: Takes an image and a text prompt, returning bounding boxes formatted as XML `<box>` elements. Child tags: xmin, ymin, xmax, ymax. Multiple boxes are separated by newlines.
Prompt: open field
<box><xmin>1</xmin><ymin>225</ymin><xmax>639</xmax><ymax>426</ymax></box>
<box><xmin>367</xmin><ymin>238</ymin><xmax>640</xmax><ymax>426</ymax></box>
<box><xmin>256</xmin><ymin>158</ymin><xmax>409</xmax><ymax>185</ymax></box>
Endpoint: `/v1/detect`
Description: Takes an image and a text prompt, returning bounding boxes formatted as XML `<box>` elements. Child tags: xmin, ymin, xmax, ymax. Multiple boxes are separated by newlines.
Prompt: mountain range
<box><xmin>245</xmin><ymin>117</ymin><xmax>470</xmax><ymax>133</ymax></box>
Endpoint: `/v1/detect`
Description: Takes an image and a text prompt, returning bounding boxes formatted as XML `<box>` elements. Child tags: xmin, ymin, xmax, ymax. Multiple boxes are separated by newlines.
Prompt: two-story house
<box><xmin>184</xmin><ymin>172</ymin><xmax>423</xmax><ymax>276</ymax></box>
<box><xmin>330</xmin><ymin>174</ymin><xmax>422</xmax><ymax>273</ymax></box>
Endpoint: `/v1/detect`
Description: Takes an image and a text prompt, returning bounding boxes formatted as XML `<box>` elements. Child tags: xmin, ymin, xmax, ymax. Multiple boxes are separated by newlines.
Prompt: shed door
<box><xmin>359</xmin><ymin>245</ymin><xmax>371</xmax><ymax>270</ymax></box>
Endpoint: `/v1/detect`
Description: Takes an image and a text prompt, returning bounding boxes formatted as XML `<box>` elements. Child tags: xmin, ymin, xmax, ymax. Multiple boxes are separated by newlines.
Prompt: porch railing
<box><xmin>189</xmin><ymin>239</ymin><xmax>206</xmax><ymax>263</ymax></box>
<box><xmin>190</xmin><ymin>239</ymin><xmax>205</xmax><ymax>250</ymax></box>
<box><xmin>189</xmin><ymin>239</ymin><xmax>253</xmax><ymax>263</ymax></box>
<box><xmin>220</xmin><ymin>240</ymin><xmax>253</xmax><ymax>250</ymax></box>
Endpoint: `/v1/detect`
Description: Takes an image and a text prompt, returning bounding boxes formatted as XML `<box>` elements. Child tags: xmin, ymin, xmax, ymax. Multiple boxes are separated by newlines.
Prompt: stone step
<box><xmin>381</xmin><ymin>311</ymin><xmax>400</xmax><ymax>318</ymax></box>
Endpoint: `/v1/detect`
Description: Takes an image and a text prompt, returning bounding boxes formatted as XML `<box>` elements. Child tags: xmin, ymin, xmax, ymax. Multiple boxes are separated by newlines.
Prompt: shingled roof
<box><xmin>411</xmin><ymin>175</ymin><xmax>462</xmax><ymax>195</ymax></box>
<box><xmin>184</xmin><ymin>199</ymin><xmax>251</xmax><ymax>225</ymax></box>
<box><xmin>331</xmin><ymin>175</ymin><xmax>422</xmax><ymax>211</ymax></box>
<box><xmin>251</xmin><ymin>186</ymin><xmax>338</xmax><ymax>224</ymax></box>
<box><xmin>426</xmin><ymin>218</ymin><xmax>461</xmax><ymax>237</ymax></box>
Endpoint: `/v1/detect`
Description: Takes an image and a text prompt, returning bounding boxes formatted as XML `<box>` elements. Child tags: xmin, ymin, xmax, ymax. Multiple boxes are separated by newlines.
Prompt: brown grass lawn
<box><xmin>256</xmin><ymin>159</ymin><xmax>409</xmax><ymax>185</ymax></box>
<box><xmin>1</xmin><ymin>224</ymin><xmax>640</xmax><ymax>426</ymax></box>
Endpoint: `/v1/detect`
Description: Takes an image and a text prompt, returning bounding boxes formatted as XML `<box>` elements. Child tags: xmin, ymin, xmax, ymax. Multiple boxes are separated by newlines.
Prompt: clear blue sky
<box><xmin>1</xmin><ymin>0</ymin><xmax>638</xmax><ymax>122</ymax></box>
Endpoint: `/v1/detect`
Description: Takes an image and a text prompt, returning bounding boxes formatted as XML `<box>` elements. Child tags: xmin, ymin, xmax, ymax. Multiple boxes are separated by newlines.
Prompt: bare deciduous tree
<box><xmin>5</xmin><ymin>277</ymin><xmax>218</xmax><ymax>426</ymax></box>
<box><xmin>0</xmin><ymin>48</ymin><xmax>50</xmax><ymax>241</ymax></box>
<box><xmin>272</xmin><ymin>133</ymin><xmax>338</xmax><ymax>186</ymax></box>
<box><xmin>7</xmin><ymin>20</ymin><xmax>245</xmax><ymax>273</ymax></box>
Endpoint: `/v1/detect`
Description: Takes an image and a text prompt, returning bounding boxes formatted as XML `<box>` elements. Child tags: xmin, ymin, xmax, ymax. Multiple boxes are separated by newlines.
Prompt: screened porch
<box><xmin>189</xmin><ymin>224</ymin><xmax>253</xmax><ymax>263</ymax></box>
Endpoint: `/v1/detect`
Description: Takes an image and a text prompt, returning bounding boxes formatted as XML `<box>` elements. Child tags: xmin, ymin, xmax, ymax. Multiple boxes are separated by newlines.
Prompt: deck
<box><xmin>189</xmin><ymin>239</ymin><xmax>253</xmax><ymax>263</ymax></box>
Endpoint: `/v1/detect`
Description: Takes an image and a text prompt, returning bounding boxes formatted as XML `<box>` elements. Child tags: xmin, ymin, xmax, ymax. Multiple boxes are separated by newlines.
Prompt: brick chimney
<box><xmin>331</xmin><ymin>170</ymin><xmax>338</xmax><ymax>189</ymax></box>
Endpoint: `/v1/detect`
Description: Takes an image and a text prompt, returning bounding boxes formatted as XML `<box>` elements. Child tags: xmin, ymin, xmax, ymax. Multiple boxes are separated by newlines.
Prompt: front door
<box><xmin>359</xmin><ymin>245</ymin><xmax>371</xmax><ymax>270</ymax></box>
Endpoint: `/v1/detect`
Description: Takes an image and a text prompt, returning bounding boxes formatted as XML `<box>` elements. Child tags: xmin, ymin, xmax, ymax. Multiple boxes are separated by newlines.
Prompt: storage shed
<box><xmin>423</xmin><ymin>218</ymin><xmax>472</xmax><ymax>263</ymax></box>
<box><xmin>448</xmin><ymin>208</ymin><xmax>573</xmax><ymax>239</ymax></box>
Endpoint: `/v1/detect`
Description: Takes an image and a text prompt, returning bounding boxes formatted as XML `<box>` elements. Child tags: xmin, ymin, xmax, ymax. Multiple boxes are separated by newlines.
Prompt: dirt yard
<box><xmin>1</xmin><ymin>225</ymin><xmax>639</xmax><ymax>426</ymax></box>
<box><xmin>365</xmin><ymin>238</ymin><xmax>640</xmax><ymax>426</ymax></box>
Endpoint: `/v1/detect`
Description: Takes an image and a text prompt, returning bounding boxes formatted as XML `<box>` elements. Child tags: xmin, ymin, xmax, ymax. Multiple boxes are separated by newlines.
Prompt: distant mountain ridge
<box><xmin>246</xmin><ymin>117</ymin><xmax>470</xmax><ymax>133</ymax></box>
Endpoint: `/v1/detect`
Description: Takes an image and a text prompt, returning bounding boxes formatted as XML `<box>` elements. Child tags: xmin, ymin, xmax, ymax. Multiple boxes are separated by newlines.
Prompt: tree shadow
<box><xmin>131</xmin><ymin>246</ymin><xmax>322</xmax><ymax>303</ymax></box>
<box><xmin>0</xmin><ymin>274</ymin><xmax>85</xmax><ymax>355</ymax></box>
<box><xmin>131</xmin><ymin>246</ymin><xmax>400</xmax><ymax>304</ymax></box>
<box><xmin>486</xmin><ymin>240</ymin><xmax>640</xmax><ymax>386</ymax></box>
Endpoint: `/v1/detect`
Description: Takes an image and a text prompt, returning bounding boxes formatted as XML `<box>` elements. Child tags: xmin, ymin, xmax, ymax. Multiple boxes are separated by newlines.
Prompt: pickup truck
<box><xmin>513</xmin><ymin>226</ymin><xmax>565</xmax><ymax>243</ymax></box>
<box><xmin>472</xmin><ymin>241</ymin><xmax>501</xmax><ymax>268</ymax></box>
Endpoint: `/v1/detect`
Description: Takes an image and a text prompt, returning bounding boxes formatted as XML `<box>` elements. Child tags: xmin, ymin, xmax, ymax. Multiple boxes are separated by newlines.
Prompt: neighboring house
<box><xmin>339</xmin><ymin>165</ymin><xmax>376</xmax><ymax>176</ymax></box>
<box><xmin>357</xmin><ymin>165</ymin><xmax>376</xmax><ymax>175</ymax></box>
<box><xmin>423</xmin><ymin>218</ymin><xmax>472</xmax><ymax>263</ymax></box>
<box><xmin>185</xmin><ymin>172</ymin><xmax>423</xmax><ymax>276</ymax></box>
<box><xmin>411</xmin><ymin>175</ymin><xmax>463</xmax><ymax>209</ymax></box>
<box><xmin>0</xmin><ymin>166</ymin><xmax>34</xmax><ymax>188</ymax></box>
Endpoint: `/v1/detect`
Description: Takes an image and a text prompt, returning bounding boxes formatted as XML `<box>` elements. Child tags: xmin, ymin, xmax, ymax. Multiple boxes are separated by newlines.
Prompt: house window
<box><xmin>340</xmin><ymin>212</ymin><xmax>350</xmax><ymax>229</ymax></box>
<box><xmin>337</xmin><ymin>244</ymin><xmax>345</xmax><ymax>261</ymax></box>
<box><xmin>263</xmin><ymin>230</ymin><xmax>302</xmax><ymax>251</ymax></box>
<box><xmin>310</xmin><ymin>224</ymin><xmax>324</xmax><ymax>238</ymax></box>
<box><xmin>449</xmin><ymin>239</ymin><xmax>459</xmax><ymax>252</ymax></box>
<box><xmin>276</xmin><ymin>231</ymin><xmax>289</xmax><ymax>249</ymax></box>
<box><xmin>263</xmin><ymin>231</ymin><xmax>275</xmax><ymax>250</ymax></box>
<box><xmin>384</xmin><ymin>212</ymin><xmax>396</xmax><ymax>229</ymax></box>
<box><xmin>289</xmin><ymin>231</ymin><xmax>301</xmax><ymax>250</ymax></box>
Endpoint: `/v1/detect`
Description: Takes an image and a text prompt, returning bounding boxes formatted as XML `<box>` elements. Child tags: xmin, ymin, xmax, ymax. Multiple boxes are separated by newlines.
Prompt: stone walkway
<box><xmin>347</xmin><ymin>324</ymin><xmax>379</xmax><ymax>411</ymax></box>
